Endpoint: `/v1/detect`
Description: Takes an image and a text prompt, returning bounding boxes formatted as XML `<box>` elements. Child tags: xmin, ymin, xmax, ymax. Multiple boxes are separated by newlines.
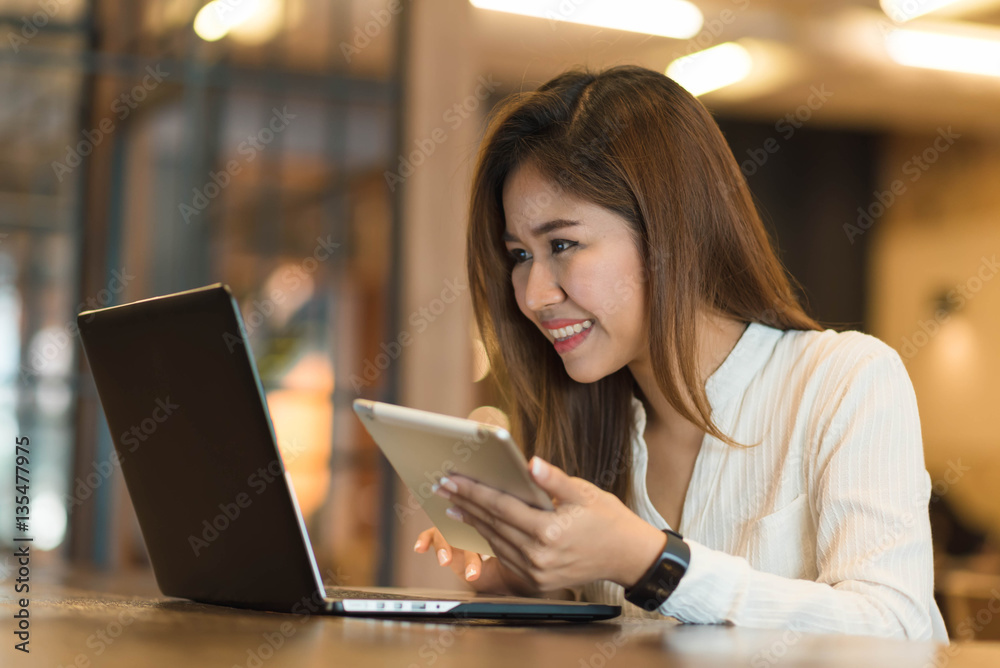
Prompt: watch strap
<box><xmin>623</xmin><ymin>528</ymin><xmax>690</xmax><ymax>611</ymax></box>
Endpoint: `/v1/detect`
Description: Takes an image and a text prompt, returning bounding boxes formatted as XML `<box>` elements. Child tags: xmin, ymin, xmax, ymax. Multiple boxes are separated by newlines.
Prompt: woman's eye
<box><xmin>551</xmin><ymin>239</ymin><xmax>578</xmax><ymax>255</ymax></box>
<box><xmin>508</xmin><ymin>248</ymin><xmax>529</xmax><ymax>264</ymax></box>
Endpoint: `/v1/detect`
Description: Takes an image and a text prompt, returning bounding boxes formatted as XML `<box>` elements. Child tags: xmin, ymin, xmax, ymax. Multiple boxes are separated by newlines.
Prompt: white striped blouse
<box><xmin>581</xmin><ymin>321</ymin><xmax>949</xmax><ymax>642</ymax></box>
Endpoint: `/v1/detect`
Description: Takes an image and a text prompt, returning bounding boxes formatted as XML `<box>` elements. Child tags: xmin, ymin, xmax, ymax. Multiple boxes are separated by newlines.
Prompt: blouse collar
<box><xmin>630</xmin><ymin>321</ymin><xmax>785</xmax><ymax>432</ymax></box>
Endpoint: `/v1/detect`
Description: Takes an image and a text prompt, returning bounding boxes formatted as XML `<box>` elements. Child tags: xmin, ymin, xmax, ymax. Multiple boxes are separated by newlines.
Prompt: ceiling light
<box><xmin>194</xmin><ymin>2</ymin><xmax>229</xmax><ymax>41</ymax></box>
<box><xmin>666</xmin><ymin>42</ymin><xmax>754</xmax><ymax>96</ymax></box>
<box><xmin>880</xmin><ymin>0</ymin><xmax>963</xmax><ymax>22</ymax></box>
<box><xmin>886</xmin><ymin>26</ymin><xmax>1000</xmax><ymax>77</ymax></box>
<box><xmin>881</xmin><ymin>0</ymin><xmax>1000</xmax><ymax>22</ymax></box>
<box><xmin>469</xmin><ymin>0</ymin><xmax>703</xmax><ymax>40</ymax></box>
<box><xmin>194</xmin><ymin>0</ymin><xmax>283</xmax><ymax>44</ymax></box>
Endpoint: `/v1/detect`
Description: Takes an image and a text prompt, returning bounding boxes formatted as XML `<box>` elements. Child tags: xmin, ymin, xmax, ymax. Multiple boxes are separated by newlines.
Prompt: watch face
<box><xmin>625</xmin><ymin>532</ymin><xmax>689</xmax><ymax>611</ymax></box>
<box><xmin>647</xmin><ymin>561</ymin><xmax>685</xmax><ymax>595</ymax></box>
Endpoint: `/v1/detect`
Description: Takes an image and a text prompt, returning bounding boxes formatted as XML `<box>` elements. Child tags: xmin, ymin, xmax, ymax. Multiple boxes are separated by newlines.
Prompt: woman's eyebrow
<box><xmin>502</xmin><ymin>219</ymin><xmax>581</xmax><ymax>242</ymax></box>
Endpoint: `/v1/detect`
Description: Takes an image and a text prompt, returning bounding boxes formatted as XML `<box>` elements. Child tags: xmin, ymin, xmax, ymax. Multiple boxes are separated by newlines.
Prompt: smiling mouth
<box><xmin>546</xmin><ymin>319</ymin><xmax>595</xmax><ymax>342</ymax></box>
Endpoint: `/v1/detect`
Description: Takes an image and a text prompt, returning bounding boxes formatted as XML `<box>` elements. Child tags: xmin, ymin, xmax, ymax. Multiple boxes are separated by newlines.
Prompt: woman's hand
<box><xmin>432</xmin><ymin>457</ymin><xmax>668</xmax><ymax>594</ymax></box>
<box><xmin>412</xmin><ymin>526</ymin><xmax>544</xmax><ymax>597</ymax></box>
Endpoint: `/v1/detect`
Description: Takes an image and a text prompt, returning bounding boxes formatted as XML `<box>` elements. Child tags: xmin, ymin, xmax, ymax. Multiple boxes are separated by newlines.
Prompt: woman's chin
<box><xmin>563</xmin><ymin>360</ymin><xmax>607</xmax><ymax>384</ymax></box>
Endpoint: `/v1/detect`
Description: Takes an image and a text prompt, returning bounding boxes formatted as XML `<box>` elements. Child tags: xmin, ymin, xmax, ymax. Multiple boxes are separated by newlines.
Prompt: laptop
<box><xmin>76</xmin><ymin>283</ymin><xmax>620</xmax><ymax>621</ymax></box>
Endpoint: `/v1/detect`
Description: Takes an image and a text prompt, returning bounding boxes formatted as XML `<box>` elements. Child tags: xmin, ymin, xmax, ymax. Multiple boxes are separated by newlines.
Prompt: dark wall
<box><xmin>715</xmin><ymin>117</ymin><xmax>881</xmax><ymax>332</ymax></box>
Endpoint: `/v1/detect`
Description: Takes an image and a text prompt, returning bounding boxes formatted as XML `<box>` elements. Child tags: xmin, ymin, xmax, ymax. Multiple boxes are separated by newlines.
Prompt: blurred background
<box><xmin>1</xmin><ymin>0</ymin><xmax>999</xmax><ymax>640</ymax></box>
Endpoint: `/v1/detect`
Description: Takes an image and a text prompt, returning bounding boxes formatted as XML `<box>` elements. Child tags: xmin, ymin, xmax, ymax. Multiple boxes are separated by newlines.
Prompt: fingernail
<box><xmin>432</xmin><ymin>483</ymin><xmax>451</xmax><ymax>499</ymax></box>
<box><xmin>439</xmin><ymin>476</ymin><xmax>458</xmax><ymax>493</ymax></box>
<box><xmin>531</xmin><ymin>457</ymin><xmax>548</xmax><ymax>480</ymax></box>
<box><xmin>445</xmin><ymin>506</ymin><xmax>463</xmax><ymax>521</ymax></box>
<box><xmin>437</xmin><ymin>549</ymin><xmax>448</xmax><ymax>565</ymax></box>
<box><xmin>413</xmin><ymin>539</ymin><xmax>422</xmax><ymax>551</ymax></box>
<box><xmin>465</xmin><ymin>563</ymin><xmax>477</xmax><ymax>579</ymax></box>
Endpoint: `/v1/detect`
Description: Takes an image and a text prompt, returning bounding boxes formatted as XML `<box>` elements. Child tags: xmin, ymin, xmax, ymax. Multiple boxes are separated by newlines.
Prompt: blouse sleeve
<box><xmin>654</xmin><ymin>347</ymin><xmax>941</xmax><ymax>640</ymax></box>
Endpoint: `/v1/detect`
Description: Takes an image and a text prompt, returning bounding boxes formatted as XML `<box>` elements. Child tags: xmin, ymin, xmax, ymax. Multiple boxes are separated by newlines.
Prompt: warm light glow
<box><xmin>469</xmin><ymin>0</ymin><xmax>703</xmax><ymax>40</ymax></box>
<box><xmin>934</xmin><ymin>316</ymin><xmax>977</xmax><ymax>370</ymax></box>
<box><xmin>194</xmin><ymin>2</ymin><xmax>229</xmax><ymax>41</ymax></box>
<box><xmin>229</xmin><ymin>0</ymin><xmax>283</xmax><ymax>44</ymax></box>
<box><xmin>886</xmin><ymin>27</ymin><xmax>1000</xmax><ymax>77</ymax></box>
<box><xmin>265</xmin><ymin>352</ymin><xmax>335</xmax><ymax>518</ymax></box>
<box><xmin>880</xmin><ymin>0</ymin><xmax>962</xmax><ymax>22</ymax></box>
<box><xmin>467</xmin><ymin>406</ymin><xmax>511</xmax><ymax>432</ymax></box>
<box><xmin>666</xmin><ymin>42</ymin><xmax>754</xmax><ymax>96</ymax></box>
<box><xmin>194</xmin><ymin>0</ymin><xmax>283</xmax><ymax>44</ymax></box>
<box><xmin>881</xmin><ymin>0</ymin><xmax>1000</xmax><ymax>22</ymax></box>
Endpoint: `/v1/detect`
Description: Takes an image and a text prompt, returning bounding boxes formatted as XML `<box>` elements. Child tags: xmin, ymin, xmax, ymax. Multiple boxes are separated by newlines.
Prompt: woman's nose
<box><xmin>524</xmin><ymin>260</ymin><xmax>564</xmax><ymax>312</ymax></box>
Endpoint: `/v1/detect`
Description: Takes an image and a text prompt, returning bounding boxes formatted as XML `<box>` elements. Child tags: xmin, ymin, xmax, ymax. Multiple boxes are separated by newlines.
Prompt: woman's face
<box><xmin>502</xmin><ymin>161</ymin><xmax>649</xmax><ymax>384</ymax></box>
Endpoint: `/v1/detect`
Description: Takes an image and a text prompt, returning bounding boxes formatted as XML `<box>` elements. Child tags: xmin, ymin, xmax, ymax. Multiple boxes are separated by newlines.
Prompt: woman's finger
<box><xmin>493</xmin><ymin>550</ymin><xmax>535</xmax><ymax>590</ymax></box>
<box><xmin>415</xmin><ymin>527</ymin><xmax>460</xmax><ymax>568</ymax></box>
<box><xmin>413</xmin><ymin>527</ymin><xmax>437</xmax><ymax>553</ymax></box>
<box><xmin>462</xmin><ymin>551</ymin><xmax>483</xmax><ymax>581</ymax></box>
<box><xmin>429</xmin><ymin>529</ymin><xmax>456</xmax><ymax>566</ymax></box>
<box><xmin>414</xmin><ymin>527</ymin><xmax>451</xmax><ymax>558</ymax></box>
<box><xmin>460</xmin><ymin>512</ymin><xmax>538</xmax><ymax>578</ymax></box>
<box><xmin>449</xmin><ymin>497</ymin><xmax>538</xmax><ymax>551</ymax></box>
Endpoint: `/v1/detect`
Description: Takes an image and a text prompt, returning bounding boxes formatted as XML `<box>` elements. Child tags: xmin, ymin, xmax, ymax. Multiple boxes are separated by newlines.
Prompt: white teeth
<box><xmin>547</xmin><ymin>319</ymin><xmax>594</xmax><ymax>341</ymax></box>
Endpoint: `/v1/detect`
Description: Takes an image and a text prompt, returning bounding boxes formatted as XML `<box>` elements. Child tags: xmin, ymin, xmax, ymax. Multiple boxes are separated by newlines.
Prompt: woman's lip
<box><xmin>540</xmin><ymin>318</ymin><xmax>591</xmax><ymax>328</ymax></box>
<box><xmin>554</xmin><ymin>322</ymin><xmax>593</xmax><ymax>354</ymax></box>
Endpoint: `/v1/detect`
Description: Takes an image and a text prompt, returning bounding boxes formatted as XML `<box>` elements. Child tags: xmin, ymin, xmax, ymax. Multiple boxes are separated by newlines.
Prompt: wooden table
<box><xmin>5</xmin><ymin>564</ymin><xmax>1000</xmax><ymax>667</ymax></box>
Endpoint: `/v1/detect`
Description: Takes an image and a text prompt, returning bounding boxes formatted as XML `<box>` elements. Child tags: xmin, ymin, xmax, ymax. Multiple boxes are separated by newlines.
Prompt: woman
<box><xmin>413</xmin><ymin>65</ymin><xmax>947</xmax><ymax>641</ymax></box>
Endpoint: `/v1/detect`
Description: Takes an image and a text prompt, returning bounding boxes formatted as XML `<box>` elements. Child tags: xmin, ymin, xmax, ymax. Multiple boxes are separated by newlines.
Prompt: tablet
<box><xmin>353</xmin><ymin>398</ymin><xmax>554</xmax><ymax>556</ymax></box>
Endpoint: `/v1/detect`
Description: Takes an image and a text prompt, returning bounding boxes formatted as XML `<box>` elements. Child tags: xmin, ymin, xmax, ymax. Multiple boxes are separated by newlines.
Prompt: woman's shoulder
<box><xmin>774</xmin><ymin>325</ymin><xmax>899</xmax><ymax>366</ymax></box>
<box><xmin>763</xmin><ymin>325</ymin><xmax>906</xmax><ymax>391</ymax></box>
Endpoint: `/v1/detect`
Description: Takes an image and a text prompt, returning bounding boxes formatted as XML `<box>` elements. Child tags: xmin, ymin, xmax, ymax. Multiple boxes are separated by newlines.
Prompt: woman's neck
<box><xmin>628</xmin><ymin>312</ymin><xmax>747</xmax><ymax>440</ymax></box>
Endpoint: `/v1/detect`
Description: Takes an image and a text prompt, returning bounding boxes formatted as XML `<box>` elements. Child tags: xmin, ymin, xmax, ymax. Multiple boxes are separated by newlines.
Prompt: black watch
<box><xmin>623</xmin><ymin>528</ymin><xmax>690</xmax><ymax>611</ymax></box>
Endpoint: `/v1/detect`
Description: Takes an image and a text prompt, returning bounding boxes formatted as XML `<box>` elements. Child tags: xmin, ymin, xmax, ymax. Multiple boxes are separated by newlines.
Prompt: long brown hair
<box><xmin>466</xmin><ymin>65</ymin><xmax>822</xmax><ymax>505</ymax></box>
